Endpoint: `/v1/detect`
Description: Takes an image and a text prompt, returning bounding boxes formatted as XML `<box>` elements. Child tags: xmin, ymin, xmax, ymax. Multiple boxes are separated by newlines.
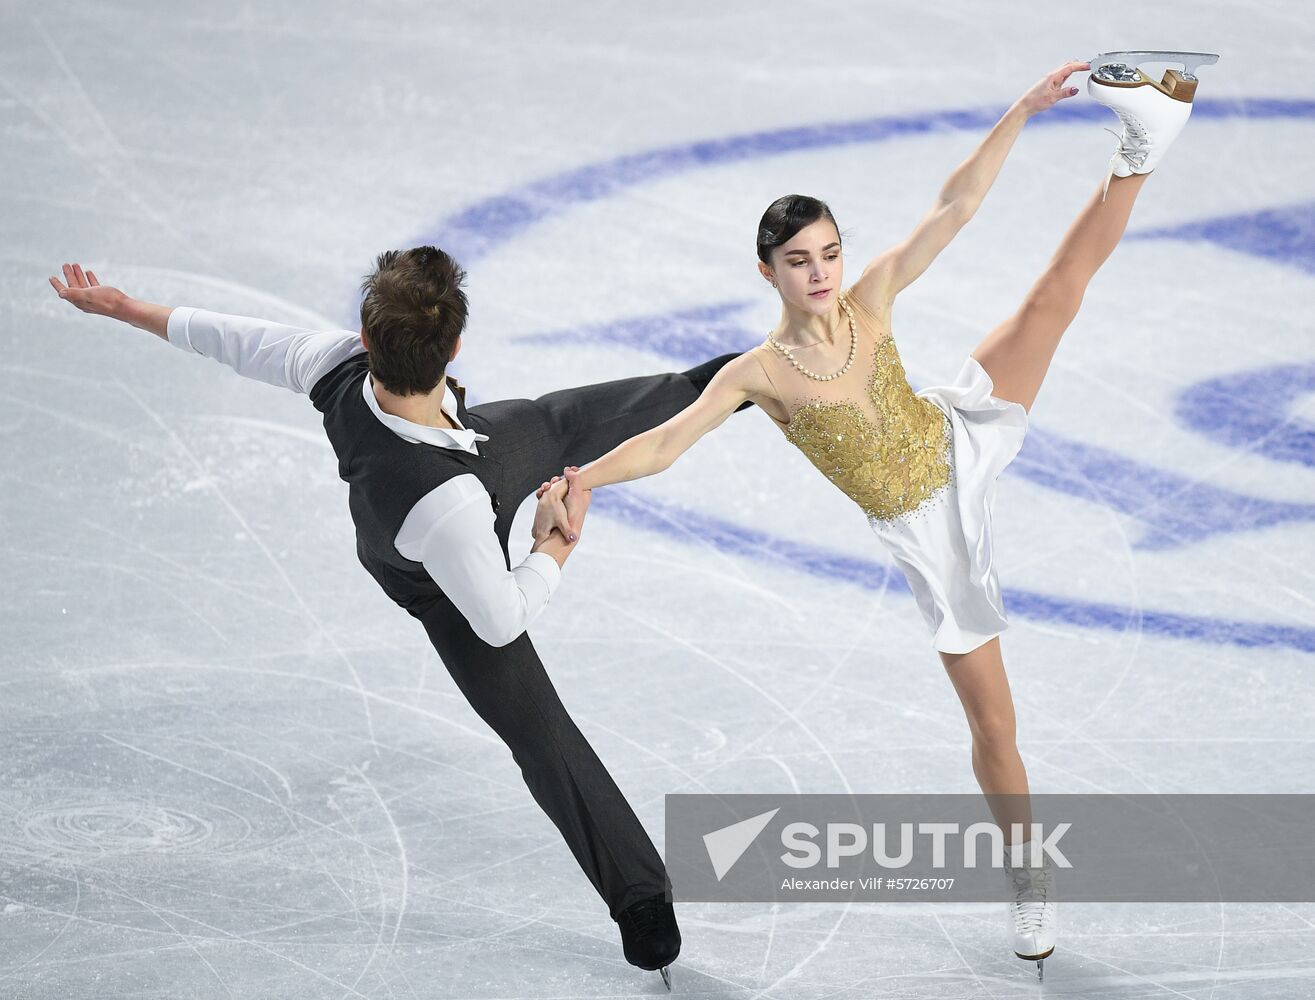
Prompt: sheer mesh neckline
<box><xmin>755</xmin><ymin>295</ymin><xmax>892</xmax><ymax>431</ymax></box>
<box><xmin>752</xmin><ymin>293</ymin><xmax>954</xmax><ymax>522</ymax></box>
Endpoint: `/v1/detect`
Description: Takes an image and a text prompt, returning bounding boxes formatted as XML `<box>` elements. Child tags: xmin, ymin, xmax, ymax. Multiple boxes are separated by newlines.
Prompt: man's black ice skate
<box><xmin>617</xmin><ymin>892</ymin><xmax>680</xmax><ymax>990</ymax></box>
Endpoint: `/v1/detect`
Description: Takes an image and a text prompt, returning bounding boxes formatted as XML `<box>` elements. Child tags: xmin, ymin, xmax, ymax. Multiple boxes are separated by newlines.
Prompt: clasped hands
<box><xmin>531</xmin><ymin>466</ymin><xmax>591</xmax><ymax>544</ymax></box>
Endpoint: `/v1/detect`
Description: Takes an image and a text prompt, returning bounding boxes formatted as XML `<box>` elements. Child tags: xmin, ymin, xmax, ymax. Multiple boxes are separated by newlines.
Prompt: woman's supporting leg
<box><xmin>971</xmin><ymin>171</ymin><xmax>1150</xmax><ymax>412</ymax></box>
<box><xmin>938</xmin><ymin>636</ymin><xmax>1034</xmax><ymax>845</ymax></box>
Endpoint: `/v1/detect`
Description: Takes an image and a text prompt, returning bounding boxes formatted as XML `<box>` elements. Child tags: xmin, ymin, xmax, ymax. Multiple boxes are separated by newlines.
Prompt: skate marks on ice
<box><xmin>7</xmin><ymin>11</ymin><xmax>1315</xmax><ymax>997</ymax></box>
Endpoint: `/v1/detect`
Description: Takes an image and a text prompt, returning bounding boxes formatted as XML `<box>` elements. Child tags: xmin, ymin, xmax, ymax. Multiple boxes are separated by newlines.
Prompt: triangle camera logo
<box><xmin>703</xmin><ymin>808</ymin><xmax>780</xmax><ymax>881</ymax></box>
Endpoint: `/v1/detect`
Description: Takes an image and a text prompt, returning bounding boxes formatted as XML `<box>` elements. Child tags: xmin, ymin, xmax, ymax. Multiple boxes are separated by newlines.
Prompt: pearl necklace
<box><xmin>767</xmin><ymin>294</ymin><xmax>857</xmax><ymax>382</ymax></box>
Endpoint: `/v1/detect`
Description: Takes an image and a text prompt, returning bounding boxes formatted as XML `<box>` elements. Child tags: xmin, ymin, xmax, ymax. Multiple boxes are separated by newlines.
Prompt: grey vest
<box><xmin>309</xmin><ymin>353</ymin><xmax>501</xmax><ymax>619</ymax></box>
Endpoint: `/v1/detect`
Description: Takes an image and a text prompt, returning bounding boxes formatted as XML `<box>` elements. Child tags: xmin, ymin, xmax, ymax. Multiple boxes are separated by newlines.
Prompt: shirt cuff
<box><xmin>519</xmin><ymin>551</ymin><xmax>563</xmax><ymax>595</ymax></box>
<box><xmin>165</xmin><ymin>305</ymin><xmax>199</xmax><ymax>352</ymax></box>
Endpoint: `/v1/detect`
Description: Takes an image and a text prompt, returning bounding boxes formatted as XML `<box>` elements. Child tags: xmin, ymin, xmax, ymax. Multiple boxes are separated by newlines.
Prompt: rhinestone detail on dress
<box><xmin>780</xmin><ymin>328</ymin><xmax>953</xmax><ymax>522</ymax></box>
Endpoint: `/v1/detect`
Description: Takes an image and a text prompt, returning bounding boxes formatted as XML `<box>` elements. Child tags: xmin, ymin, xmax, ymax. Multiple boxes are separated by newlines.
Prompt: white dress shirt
<box><xmin>166</xmin><ymin>306</ymin><xmax>562</xmax><ymax>647</ymax></box>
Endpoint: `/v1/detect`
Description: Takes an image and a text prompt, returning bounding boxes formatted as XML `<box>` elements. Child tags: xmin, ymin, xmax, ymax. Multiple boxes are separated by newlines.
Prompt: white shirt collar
<box><xmin>361</xmin><ymin>373</ymin><xmax>489</xmax><ymax>454</ymax></box>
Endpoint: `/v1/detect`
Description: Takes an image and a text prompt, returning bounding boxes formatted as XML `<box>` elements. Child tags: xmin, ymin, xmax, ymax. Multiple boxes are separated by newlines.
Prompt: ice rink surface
<box><xmin>3</xmin><ymin>1</ymin><xmax>1314</xmax><ymax>996</ymax></box>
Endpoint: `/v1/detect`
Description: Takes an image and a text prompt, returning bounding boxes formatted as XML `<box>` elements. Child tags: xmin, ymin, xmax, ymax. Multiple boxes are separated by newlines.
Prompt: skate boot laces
<box><xmin>1007</xmin><ymin>862</ymin><xmax>1055</xmax><ymax>933</ymax></box>
<box><xmin>1100</xmin><ymin>109</ymin><xmax>1152</xmax><ymax>201</ymax></box>
<box><xmin>620</xmin><ymin>900</ymin><xmax>666</xmax><ymax>936</ymax></box>
<box><xmin>1105</xmin><ymin>110</ymin><xmax>1152</xmax><ymax>170</ymax></box>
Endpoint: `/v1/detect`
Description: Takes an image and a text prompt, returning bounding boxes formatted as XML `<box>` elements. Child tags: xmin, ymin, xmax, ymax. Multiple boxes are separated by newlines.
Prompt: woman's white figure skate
<box><xmin>1087</xmin><ymin>50</ymin><xmax>1220</xmax><ymax>200</ymax></box>
<box><xmin>1005</xmin><ymin>842</ymin><xmax>1057</xmax><ymax>982</ymax></box>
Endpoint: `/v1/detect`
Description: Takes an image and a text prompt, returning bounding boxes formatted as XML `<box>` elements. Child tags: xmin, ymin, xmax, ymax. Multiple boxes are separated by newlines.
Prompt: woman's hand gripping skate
<box><xmin>1018</xmin><ymin>60</ymin><xmax>1091</xmax><ymax>116</ymax></box>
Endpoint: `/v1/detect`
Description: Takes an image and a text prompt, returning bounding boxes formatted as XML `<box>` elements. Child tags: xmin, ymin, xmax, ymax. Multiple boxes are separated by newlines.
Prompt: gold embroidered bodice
<box><xmin>751</xmin><ymin>291</ymin><xmax>952</xmax><ymax>522</ymax></box>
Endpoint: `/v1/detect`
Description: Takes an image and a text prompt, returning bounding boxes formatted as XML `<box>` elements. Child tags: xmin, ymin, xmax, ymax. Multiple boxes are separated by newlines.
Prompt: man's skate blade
<box><xmin>1089</xmin><ymin>50</ymin><xmax>1219</xmax><ymax>79</ymax></box>
<box><xmin>660</xmin><ymin>965</ymin><xmax>672</xmax><ymax>991</ymax></box>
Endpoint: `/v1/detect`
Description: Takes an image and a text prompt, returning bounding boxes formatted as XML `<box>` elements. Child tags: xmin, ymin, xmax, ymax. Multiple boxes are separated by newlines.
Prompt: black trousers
<box><xmin>418</xmin><ymin>354</ymin><xmax>742</xmax><ymax>919</ymax></box>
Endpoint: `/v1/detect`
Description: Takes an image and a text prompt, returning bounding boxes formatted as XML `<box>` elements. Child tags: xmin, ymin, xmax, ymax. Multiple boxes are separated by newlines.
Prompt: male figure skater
<box><xmin>49</xmin><ymin>247</ymin><xmax>751</xmax><ymax>987</ymax></box>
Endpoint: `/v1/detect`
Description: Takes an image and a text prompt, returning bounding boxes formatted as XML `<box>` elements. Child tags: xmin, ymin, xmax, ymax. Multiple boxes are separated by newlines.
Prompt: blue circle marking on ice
<box><xmin>409</xmin><ymin>98</ymin><xmax>1315</xmax><ymax>652</ymax></box>
<box><xmin>1176</xmin><ymin>361</ymin><xmax>1315</xmax><ymax>470</ymax></box>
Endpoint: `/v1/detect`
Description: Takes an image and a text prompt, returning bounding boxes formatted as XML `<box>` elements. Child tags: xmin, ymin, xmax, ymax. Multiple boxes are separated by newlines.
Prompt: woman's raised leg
<box><xmin>971</xmin><ymin>171</ymin><xmax>1150</xmax><ymax>412</ymax></box>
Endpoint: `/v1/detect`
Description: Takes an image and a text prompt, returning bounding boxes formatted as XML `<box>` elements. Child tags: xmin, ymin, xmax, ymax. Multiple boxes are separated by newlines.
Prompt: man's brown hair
<box><xmin>359</xmin><ymin>246</ymin><xmax>468</xmax><ymax>395</ymax></box>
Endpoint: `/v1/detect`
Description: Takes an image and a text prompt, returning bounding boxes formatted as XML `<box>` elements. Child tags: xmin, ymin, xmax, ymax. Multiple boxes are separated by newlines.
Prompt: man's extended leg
<box><xmin>420</xmin><ymin>600</ymin><xmax>668</xmax><ymax>920</ymax></box>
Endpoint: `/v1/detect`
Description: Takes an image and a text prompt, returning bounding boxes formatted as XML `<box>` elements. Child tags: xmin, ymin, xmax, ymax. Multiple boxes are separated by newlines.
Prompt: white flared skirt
<box><xmin>868</xmin><ymin>356</ymin><xmax>1029</xmax><ymax>655</ymax></box>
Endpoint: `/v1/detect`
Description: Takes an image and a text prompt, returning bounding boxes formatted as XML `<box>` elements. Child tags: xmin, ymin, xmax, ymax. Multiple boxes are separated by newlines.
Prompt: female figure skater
<box><xmin>538</xmin><ymin>53</ymin><xmax>1215</xmax><ymax>980</ymax></box>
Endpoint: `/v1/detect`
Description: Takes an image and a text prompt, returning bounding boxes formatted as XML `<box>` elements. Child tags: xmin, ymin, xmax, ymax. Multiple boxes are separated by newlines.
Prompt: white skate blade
<box><xmin>1089</xmin><ymin>50</ymin><xmax>1219</xmax><ymax>81</ymax></box>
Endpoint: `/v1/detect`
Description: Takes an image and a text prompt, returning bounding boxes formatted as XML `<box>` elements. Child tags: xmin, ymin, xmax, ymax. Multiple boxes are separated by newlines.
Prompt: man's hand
<box><xmin>535</xmin><ymin>476</ymin><xmax>563</xmax><ymax>501</ymax></box>
<box><xmin>534</xmin><ymin>467</ymin><xmax>591</xmax><ymax>541</ymax></box>
<box><xmin>49</xmin><ymin>263</ymin><xmax>126</xmax><ymax>319</ymax></box>
<box><xmin>1017</xmin><ymin>60</ymin><xmax>1090</xmax><ymax>117</ymax></box>
<box><xmin>49</xmin><ymin>263</ymin><xmax>171</xmax><ymax>338</ymax></box>
<box><xmin>532</xmin><ymin>476</ymin><xmax>574</xmax><ymax>543</ymax></box>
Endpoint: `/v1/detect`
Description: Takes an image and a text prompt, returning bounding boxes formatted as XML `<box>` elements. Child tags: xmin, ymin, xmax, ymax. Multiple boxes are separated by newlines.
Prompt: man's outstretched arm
<box><xmin>50</xmin><ymin>262</ymin><xmax>364</xmax><ymax>394</ymax></box>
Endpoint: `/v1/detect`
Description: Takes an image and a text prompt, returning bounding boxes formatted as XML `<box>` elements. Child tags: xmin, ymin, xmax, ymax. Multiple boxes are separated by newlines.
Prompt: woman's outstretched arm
<box><xmin>850</xmin><ymin>59</ymin><xmax>1091</xmax><ymax>312</ymax></box>
<box><xmin>554</xmin><ymin>353</ymin><xmax>771</xmax><ymax>494</ymax></box>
